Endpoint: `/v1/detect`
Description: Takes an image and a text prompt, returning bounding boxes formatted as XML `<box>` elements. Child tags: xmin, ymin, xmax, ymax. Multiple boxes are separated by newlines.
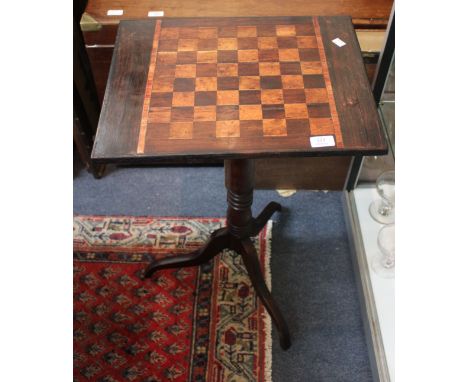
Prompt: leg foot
<box><xmin>250</xmin><ymin>202</ymin><xmax>282</xmax><ymax>237</ymax></box>
<box><xmin>237</xmin><ymin>238</ymin><xmax>291</xmax><ymax>350</ymax></box>
<box><xmin>144</xmin><ymin>227</ymin><xmax>229</xmax><ymax>278</ymax></box>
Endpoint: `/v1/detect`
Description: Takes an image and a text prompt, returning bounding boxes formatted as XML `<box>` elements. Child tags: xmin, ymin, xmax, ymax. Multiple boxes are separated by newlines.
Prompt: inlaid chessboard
<box><xmin>93</xmin><ymin>17</ymin><xmax>386</xmax><ymax>163</ymax></box>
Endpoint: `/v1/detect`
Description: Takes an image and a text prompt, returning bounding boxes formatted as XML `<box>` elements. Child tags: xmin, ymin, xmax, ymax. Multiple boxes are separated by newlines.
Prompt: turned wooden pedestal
<box><xmin>144</xmin><ymin>159</ymin><xmax>291</xmax><ymax>349</ymax></box>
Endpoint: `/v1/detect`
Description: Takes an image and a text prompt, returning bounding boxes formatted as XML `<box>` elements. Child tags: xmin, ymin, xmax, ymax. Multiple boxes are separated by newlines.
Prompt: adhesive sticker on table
<box><xmin>332</xmin><ymin>38</ymin><xmax>346</xmax><ymax>47</ymax></box>
<box><xmin>148</xmin><ymin>11</ymin><xmax>164</xmax><ymax>17</ymax></box>
<box><xmin>107</xmin><ymin>9</ymin><xmax>123</xmax><ymax>16</ymax></box>
<box><xmin>310</xmin><ymin>135</ymin><xmax>336</xmax><ymax>148</ymax></box>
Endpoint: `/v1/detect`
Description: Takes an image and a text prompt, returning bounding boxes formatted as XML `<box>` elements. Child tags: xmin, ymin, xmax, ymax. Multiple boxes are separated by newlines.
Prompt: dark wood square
<box><xmin>239</xmin><ymin>90</ymin><xmax>261</xmax><ymax>105</ymax></box>
<box><xmin>298</xmin><ymin>49</ymin><xmax>320</xmax><ymax>62</ymax></box>
<box><xmin>216</xmin><ymin>105</ymin><xmax>239</xmax><ymax>120</ymax></box>
<box><xmin>307</xmin><ymin>103</ymin><xmax>331</xmax><ymax>118</ymax></box>
<box><xmin>260</xmin><ymin>76</ymin><xmax>283</xmax><ymax>89</ymax></box>
<box><xmin>173</xmin><ymin>78</ymin><xmax>195</xmax><ymax>92</ymax></box>
<box><xmin>195</xmin><ymin>91</ymin><xmax>217</xmax><ymax>106</ymax></box>
<box><xmin>303</xmin><ymin>74</ymin><xmax>326</xmax><ymax>88</ymax></box>
<box><xmin>218</xmin><ymin>77</ymin><xmax>240</xmax><ymax>90</ymax></box>
<box><xmin>262</xmin><ymin>104</ymin><xmax>285</xmax><ymax>119</ymax></box>
<box><xmin>218</xmin><ymin>50</ymin><xmax>238</xmax><ymax>63</ymax></box>
<box><xmin>171</xmin><ymin>106</ymin><xmax>194</xmax><ymax>122</ymax></box>
<box><xmin>238</xmin><ymin>63</ymin><xmax>260</xmax><ymax>76</ymax></box>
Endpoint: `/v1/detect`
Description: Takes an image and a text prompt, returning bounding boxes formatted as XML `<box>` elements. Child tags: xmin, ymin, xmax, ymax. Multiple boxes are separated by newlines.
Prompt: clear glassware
<box><xmin>371</xmin><ymin>224</ymin><xmax>395</xmax><ymax>278</ymax></box>
<box><xmin>369</xmin><ymin>170</ymin><xmax>395</xmax><ymax>224</ymax></box>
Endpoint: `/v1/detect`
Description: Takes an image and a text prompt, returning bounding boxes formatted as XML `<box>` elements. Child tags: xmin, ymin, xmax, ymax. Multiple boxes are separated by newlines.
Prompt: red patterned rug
<box><xmin>73</xmin><ymin>216</ymin><xmax>272</xmax><ymax>382</ymax></box>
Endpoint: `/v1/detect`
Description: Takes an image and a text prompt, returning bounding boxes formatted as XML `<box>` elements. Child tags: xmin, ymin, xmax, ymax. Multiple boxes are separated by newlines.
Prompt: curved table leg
<box><xmin>237</xmin><ymin>237</ymin><xmax>291</xmax><ymax>350</ymax></box>
<box><xmin>250</xmin><ymin>202</ymin><xmax>282</xmax><ymax>237</ymax></box>
<box><xmin>144</xmin><ymin>227</ymin><xmax>229</xmax><ymax>278</ymax></box>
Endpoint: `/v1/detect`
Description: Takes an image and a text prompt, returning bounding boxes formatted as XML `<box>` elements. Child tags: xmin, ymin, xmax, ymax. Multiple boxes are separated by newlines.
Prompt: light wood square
<box><xmin>261</xmin><ymin>89</ymin><xmax>284</xmax><ymax>104</ymax></box>
<box><xmin>217</xmin><ymin>90</ymin><xmax>239</xmax><ymax>105</ymax></box>
<box><xmin>278</xmin><ymin>49</ymin><xmax>300</xmax><ymax>62</ymax></box>
<box><xmin>238</xmin><ymin>50</ymin><xmax>259</xmax><ymax>62</ymax></box>
<box><xmin>160</xmin><ymin>27</ymin><xmax>179</xmax><ymax>39</ymax></box>
<box><xmin>196</xmin><ymin>77</ymin><xmax>217</xmax><ymax>91</ymax></box>
<box><xmin>175</xmin><ymin>64</ymin><xmax>196</xmax><ymax>78</ymax></box>
<box><xmin>282</xmin><ymin>75</ymin><xmax>304</xmax><ymax>89</ymax></box>
<box><xmin>216</xmin><ymin>120</ymin><xmax>240</xmax><ymax>137</ymax></box>
<box><xmin>198</xmin><ymin>27</ymin><xmax>218</xmax><ymax>39</ymax></box>
<box><xmin>197</xmin><ymin>51</ymin><xmax>217</xmax><ymax>63</ymax></box>
<box><xmin>178</xmin><ymin>39</ymin><xmax>198</xmax><ymax>51</ymax></box>
<box><xmin>217</xmin><ymin>63</ymin><xmax>238</xmax><ymax>77</ymax></box>
<box><xmin>301</xmin><ymin>62</ymin><xmax>323</xmax><ymax>74</ymax></box>
<box><xmin>169</xmin><ymin>122</ymin><xmax>193</xmax><ymax>139</ymax></box>
<box><xmin>276</xmin><ymin>25</ymin><xmax>296</xmax><ymax>36</ymax></box>
<box><xmin>194</xmin><ymin>106</ymin><xmax>216</xmax><ymax>121</ymax></box>
<box><xmin>239</xmin><ymin>76</ymin><xmax>260</xmax><ymax>90</ymax></box>
<box><xmin>305</xmin><ymin>88</ymin><xmax>329</xmax><ymax>103</ymax></box>
<box><xmin>239</xmin><ymin>105</ymin><xmax>262</xmax><ymax>120</ymax></box>
<box><xmin>285</xmin><ymin>103</ymin><xmax>308</xmax><ymax>119</ymax></box>
<box><xmin>152</xmin><ymin>76</ymin><xmax>174</xmax><ymax>92</ymax></box>
<box><xmin>258</xmin><ymin>37</ymin><xmax>278</xmax><ymax>49</ymax></box>
<box><xmin>309</xmin><ymin>118</ymin><xmax>335</xmax><ymax>135</ymax></box>
<box><xmin>148</xmin><ymin>107</ymin><xmax>171</xmax><ymax>123</ymax></box>
<box><xmin>259</xmin><ymin>62</ymin><xmax>281</xmax><ymax>76</ymax></box>
<box><xmin>172</xmin><ymin>92</ymin><xmax>195</xmax><ymax>107</ymax></box>
<box><xmin>157</xmin><ymin>52</ymin><xmax>177</xmax><ymax>65</ymax></box>
<box><xmin>263</xmin><ymin>119</ymin><xmax>287</xmax><ymax>136</ymax></box>
<box><xmin>237</xmin><ymin>26</ymin><xmax>257</xmax><ymax>37</ymax></box>
<box><xmin>218</xmin><ymin>38</ymin><xmax>238</xmax><ymax>50</ymax></box>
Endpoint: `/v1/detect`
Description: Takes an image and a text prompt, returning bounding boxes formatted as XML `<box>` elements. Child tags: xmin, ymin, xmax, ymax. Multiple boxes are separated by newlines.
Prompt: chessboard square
<box><xmin>160</xmin><ymin>27</ymin><xmax>179</xmax><ymax>40</ymax></box>
<box><xmin>218</xmin><ymin>63</ymin><xmax>238</xmax><ymax>77</ymax></box>
<box><xmin>146</xmin><ymin>122</ymin><xmax>170</xmax><ymax>140</ymax></box>
<box><xmin>285</xmin><ymin>103</ymin><xmax>308</xmax><ymax>119</ymax></box>
<box><xmin>153</xmin><ymin>76</ymin><xmax>174</xmax><ymax>92</ymax></box>
<box><xmin>240</xmin><ymin>120</ymin><xmax>263</xmax><ymax>137</ymax></box>
<box><xmin>178</xmin><ymin>27</ymin><xmax>194</xmax><ymax>39</ymax></box>
<box><xmin>216</xmin><ymin>120</ymin><xmax>240</xmax><ymax>137</ymax></box>
<box><xmin>194</xmin><ymin>105</ymin><xmax>217</xmax><ymax>121</ymax></box>
<box><xmin>148</xmin><ymin>107</ymin><xmax>171</xmax><ymax>123</ymax></box>
<box><xmin>282</xmin><ymin>75</ymin><xmax>304</xmax><ymax>89</ymax></box>
<box><xmin>309</xmin><ymin>117</ymin><xmax>334</xmax><ymax>135</ymax></box>
<box><xmin>238</xmin><ymin>37</ymin><xmax>258</xmax><ymax>50</ymax></box>
<box><xmin>194</xmin><ymin>91</ymin><xmax>217</xmax><ymax>106</ymax></box>
<box><xmin>297</xmin><ymin>36</ymin><xmax>317</xmax><ymax>48</ymax></box>
<box><xmin>301</xmin><ymin>61</ymin><xmax>323</xmax><ymax>74</ymax></box>
<box><xmin>239</xmin><ymin>76</ymin><xmax>260</xmax><ymax>90</ymax></box>
<box><xmin>171</xmin><ymin>107</ymin><xmax>194</xmax><ymax>122</ymax></box>
<box><xmin>169</xmin><ymin>122</ymin><xmax>193</xmax><ymax>139</ymax></box>
<box><xmin>277</xmin><ymin>37</ymin><xmax>298</xmax><ymax>49</ymax></box>
<box><xmin>238</xmin><ymin>50</ymin><xmax>259</xmax><ymax>62</ymax></box>
<box><xmin>260</xmin><ymin>76</ymin><xmax>282</xmax><ymax>89</ymax></box>
<box><xmin>261</xmin><ymin>89</ymin><xmax>284</xmax><ymax>104</ymax></box>
<box><xmin>278</xmin><ymin>49</ymin><xmax>300</xmax><ymax>62</ymax></box>
<box><xmin>238</xmin><ymin>62</ymin><xmax>259</xmax><ymax>76</ymax></box>
<box><xmin>305</xmin><ymin>88</ymin><xmax>329</xmax><ymax>103</ymax></box>
<box><xmin>295</xmin><ymin>24</ymin><xmax>315</xmax><ymax>36</ymax></box>
<box><xmin>198</xmin><ymin>38</ymin><xmax>218</xmax><ymax>51</ymax></box>
<box><xmin>286</xmin><ymin>118</ymin><xmax>310</xmax><ymax>136</ymax></box>
<box><xmin>239</xmin><ymin>90</ymin><xmax>261</xmax><ymax>105</ymax></box>
<box><xmin>283</xmin><ymin>89</ymin><xmax>306</xmax><ymax>104</ymax></box>
<box><xmin>217</xmin><ymin>90</ymin><xmax>239</xmax><ymax>105</ymax></box>
<box><xmin>237</xmin><ymin>26</ymin><xmax>257</xmax><ymax>37</ymax></box>
<box><xmin>151</xmin><ymin>92</ymin><xmax>173</xmax><ymax>107</ymax></box>
<box><xmin>218</xmin><ymin>77</ymin><xmax>239</xmax><ymax>90</ymax></box>
<box><xmin>195</xmin><ymin>77</ymin><xmax>217</xmax><ymax>91</ymax></box>
<box><xmin>178</xmin><ymin>39</ymin><xmax>198</xmax><ymax>51</ymax></box>
<box><xmin>193</xmin><ymin>121</ymin><xmax>217</xmax><ymax>139</ymax></box>
<box><xmin>276</xmin><ymin>25</ymin><xmax>296</xmax><ymax>36</ymax></box>
<box><xmin>159</xmin><ymin>39</ymin><xmax>178</xmax><ymax>52</ymax></box>
<box><xmin>263</xmin><ymin>119</ymin><xmax>287</xmax><ymax>136</ymax></box>
<box><xmin>157</xmin><ymin>51</ymin><xmax>177</xmax><ymax>65</ymax></box>
<box><xmin>262</xmin><ymin>104</ymin><xmax>285</xmax><ymax>119</ymax></box>
<box><xmin>258</xmin><ymin>37</ymin><xmax>278</xmax><ymax>50</ymax></box>
<box><xmin>217</xmin><ymin>50</ymin><xmax>238</xmax><ymax>63</ymax></box>
<box><xmin>259</xmin><ymin>62</ymin><xmax>281</xmax><ymax>76</ymax></box>
<box><xmin>172</xmin><ymin>91</ymin><xmax>195</xmax><ymax>106</ymax></box>
<box><xmin>218</xmin><ymin>38</ymin><xmax>238</xmax><ymax>50</ymax></box>
<box><xmin>307</xmin><ymin>103</ymin><xmax>331</xmax><ymax>118</ymax></box>
<box><xmin>156</xmin><ymin>64</ymin><xmax>176</xmax><ymax>77</ymax></box>
<box><xmin>196</xmin><ymin>63</ymin><xmax>218</xmax><ymax>77</ymax></box>
<box><xmin>259</xmin><ymin>49</ymin><xmax>279</xmax><ymax>62</ymax></box>
<box><xmin>216</xmin><ymin>105</ymin><xmax>239</xmax><ymax>120</ymax></box>
<box><xmin>175</xmin><ymin>64</ymin><xmax>196</xmax><ymax>78</ymax></box>
<box><xmin>303</xmin><ymin>74</ymin><xmax>326</xmax><ymax>88</ymax></box>
<box><xmin>299</xmin><ymin>48</ymin><xmax>320</xmax><ymax>62</ymax></box>
<box><xmin>279</xmin><ymin>62</ymin><xmax>302</xmax><ymax>75</ymax></box>
<box><xmin>257</xmin><ymin>24</ymin><xmax>277</xmax><ymax>37</ymax></box>
<box><xmin>239</xmin><ymin>105</ymin><xmax>262</xmax><ymax>120</ymax></box>
<box><xmin>173</xmin><ymin>77</ymin><xmax>195</xmax><ymax>91</ymax></box>
<box><xmin>197</xmin><ymin>51</ymin><xmax>217</xmax><ymax>63</ymax></box>
<box><xmin>177</xmin><ymin>51</ymin><xmax>197</xmax><ymax>64</ymax></box>
<box><xmin>218</xmin><ymin>26</ymin><xmax>237</xmax><ymax>37</ymax></box>
<box><xmin>198</xmin><ymin>27</ymin><xmax>218</xmax><ymax>39</ymax></box>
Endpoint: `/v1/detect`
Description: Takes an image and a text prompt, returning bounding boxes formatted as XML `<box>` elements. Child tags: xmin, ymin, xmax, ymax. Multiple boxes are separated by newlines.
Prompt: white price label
<box><xmin>310</xmin><ymin>135</ymin><xmax>336</xmax><ymax>148</ymax></box>
<box><xmin>332</xmin><ymin>38</ymin><xmax>346</xmax><ymax>47</ymax></box>
<box><xmin>148</xmin><ymin>11</ymin><xmax>164</xmax><ymax>17</ymax></box>
<box><xmin>107</xmin><ymin>9</ymin><xmax>124</xmax><ymax>16</ymax></box>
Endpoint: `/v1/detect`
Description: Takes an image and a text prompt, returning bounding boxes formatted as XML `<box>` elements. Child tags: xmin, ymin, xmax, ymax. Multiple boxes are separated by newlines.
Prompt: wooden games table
<box><xmin>92</xmin><ymin>16</ymin><xmax>387</xmax><ymax>350</ymax></box>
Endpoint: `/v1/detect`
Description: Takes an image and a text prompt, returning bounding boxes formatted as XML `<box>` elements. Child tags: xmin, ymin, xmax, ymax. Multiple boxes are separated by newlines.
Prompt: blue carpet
<box><xmin>74</xmin><ymin>165</ymin><xmax>372</xmax><ymax>381</ymax></box>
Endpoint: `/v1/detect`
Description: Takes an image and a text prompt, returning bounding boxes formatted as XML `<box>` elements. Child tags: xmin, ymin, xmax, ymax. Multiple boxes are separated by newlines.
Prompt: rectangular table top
<box><xmin>92</xmin><ymin>16</ymin><xmax>387</xmax><ymax>164</ymax></box>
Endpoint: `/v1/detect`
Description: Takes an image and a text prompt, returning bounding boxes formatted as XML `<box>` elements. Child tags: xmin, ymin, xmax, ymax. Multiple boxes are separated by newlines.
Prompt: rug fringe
<box><xmin>264</xmin><ymin>220</ymin><xmax>273</xmax><ymax>382</ymax></box>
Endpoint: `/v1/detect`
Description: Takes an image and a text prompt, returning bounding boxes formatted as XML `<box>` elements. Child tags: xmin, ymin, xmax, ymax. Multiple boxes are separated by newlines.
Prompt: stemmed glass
<box><xmin>369</xmin><ymin>170</ymin><xmax>395</xmax><ymax>224</ymax></box>
<box><xmin>371</xmin><ymin>224</ymin><xmax>395</xmax><ymax>278</ymax></box>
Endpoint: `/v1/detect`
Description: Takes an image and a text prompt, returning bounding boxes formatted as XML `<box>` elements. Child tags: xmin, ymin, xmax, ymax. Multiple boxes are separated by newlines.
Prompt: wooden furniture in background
<box><xmin>92</xmin><ymin>16</ymin><xmax>387</xmax><ymax>349</ymax></box>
